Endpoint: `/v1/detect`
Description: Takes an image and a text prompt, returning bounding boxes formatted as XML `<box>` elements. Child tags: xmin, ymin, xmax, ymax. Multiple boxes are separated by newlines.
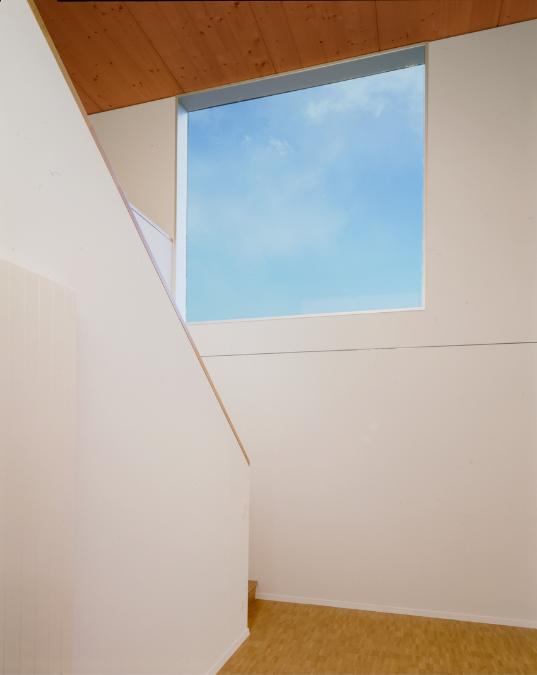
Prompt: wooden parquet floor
<box><xmin>220</xmin><ymin>600</ymin><xmax>537</xmax><ymax>675</ymax></box>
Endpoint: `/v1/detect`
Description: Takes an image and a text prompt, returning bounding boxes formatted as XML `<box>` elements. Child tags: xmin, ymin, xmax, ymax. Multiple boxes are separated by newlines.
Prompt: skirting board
<box><xmin>256</xmin><ymin>593</ymin><xmax>537</xmax><ymax>630</ymax></box>
<box><xmin>206</xmin><ymin>628</ymin><xmax>250</xmax><ymax>675</ymax></box>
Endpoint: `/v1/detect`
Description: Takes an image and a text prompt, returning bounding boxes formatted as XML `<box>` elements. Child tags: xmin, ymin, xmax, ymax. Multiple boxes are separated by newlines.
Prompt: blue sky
<box><xmin>186</xmin><ymin>64</ymin><xmax>425</xmax><ymax>322</ymax></box>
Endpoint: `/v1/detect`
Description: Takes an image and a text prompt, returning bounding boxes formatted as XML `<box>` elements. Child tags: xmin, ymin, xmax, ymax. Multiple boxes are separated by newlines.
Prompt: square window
<box><xmin>179</xmin><ymin>48</ymin><xmax>425</xmax><ymax>322</ymax></box>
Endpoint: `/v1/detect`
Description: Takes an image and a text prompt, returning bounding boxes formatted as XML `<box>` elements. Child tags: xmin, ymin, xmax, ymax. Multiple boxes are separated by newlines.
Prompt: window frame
<box><xmin>175</xmin><ymin>45</ymin><xmax>426</xmax><ymax>323</ymax></box>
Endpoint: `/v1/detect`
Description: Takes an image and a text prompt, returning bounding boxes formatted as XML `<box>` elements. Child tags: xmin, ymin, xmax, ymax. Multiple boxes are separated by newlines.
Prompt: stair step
<box><xmin>248</xmin><ymin>580</ymin><xmax>257</xmax><ymax>604</ymax></box>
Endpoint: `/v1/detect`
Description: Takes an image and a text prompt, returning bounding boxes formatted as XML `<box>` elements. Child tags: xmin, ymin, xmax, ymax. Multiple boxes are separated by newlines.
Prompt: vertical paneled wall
<box><xmin>0</xmin><ymin>260</ymin><xmax>76</xmax><ymax>674</ymax></box>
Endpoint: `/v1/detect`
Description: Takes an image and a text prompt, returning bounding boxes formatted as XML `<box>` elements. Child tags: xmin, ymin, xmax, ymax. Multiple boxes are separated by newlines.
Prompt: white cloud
<box><xmin>208</xmin><ymin>195</ymin><xmax>346</xmax><ymax>260</ymax></box>
<box><xmin>306</xmin><ymin>88</ymin><xmax>385</xmax><ymax>122</ymax></box>
<box><xmin>304</xmin><ymin>66</ymin><xmax>423</xmax><ymax>124</ymax></box>
<box><xmin>268</xmin><ymin>137</ymin><xmax>292</xmax><ymax>156</ymax></box>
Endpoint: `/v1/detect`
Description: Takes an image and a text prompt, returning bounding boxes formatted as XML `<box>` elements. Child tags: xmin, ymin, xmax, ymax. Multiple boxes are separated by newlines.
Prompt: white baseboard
<box><xmin>205</xmin><ymin>627</ymin><xmax>250</xmax><ymax>675</ymax></box>
<box><xmin>256</xmin><ymin>592</ymin><xmax>537</xmax><ymax>629</ymax></box>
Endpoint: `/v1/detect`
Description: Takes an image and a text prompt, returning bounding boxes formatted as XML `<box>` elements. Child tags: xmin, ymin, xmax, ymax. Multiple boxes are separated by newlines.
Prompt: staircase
<box><xmin>248</xmin><ymin>580</ymin><xmax>257</xmax><ymax>611</ymax></box>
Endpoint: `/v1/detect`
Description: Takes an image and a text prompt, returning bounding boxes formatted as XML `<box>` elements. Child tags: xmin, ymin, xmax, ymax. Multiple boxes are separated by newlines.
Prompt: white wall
<box><xmin>89</xmin><ymin>97</ymin><xmax>177</xmax><ymax>238</ymax></box>
<box><xmin>0</xmin><ymin>1</ymin><xmax>249</xmax><ymax>673</ymax></box>
<box><xmin>207</xmin><ymin>344</ymin><xmax>537</xmax><ymax>626</ymax></box>
<box><xmin>0</xmin><ymin>261</ymin><xmax>76</xmax><ymax>674</ymax></box>
<box><xmin>191</xmin><ymin>21</ymin><xmax>537</xmax><ymax>626</ymax></box>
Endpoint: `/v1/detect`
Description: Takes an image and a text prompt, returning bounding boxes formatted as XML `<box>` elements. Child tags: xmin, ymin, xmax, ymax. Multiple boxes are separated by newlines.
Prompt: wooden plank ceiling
<box><xmin>34</xmin><ymin>0</ymin><xmax>537</xmax><ymax>114</ymax></box>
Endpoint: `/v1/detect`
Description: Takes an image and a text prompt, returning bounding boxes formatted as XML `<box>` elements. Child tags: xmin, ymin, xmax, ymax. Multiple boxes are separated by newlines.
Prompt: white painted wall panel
<box><xmin>0</xmin><ymin>2</ymin><xmax>249</xmax><ymax>673</ymax></box>
<box><xmin>207</xmin><ymin>344</ymin><xmax>537</xmax><ymax>625</ymax></box>
<box><xmin>89</xmin><ymin>98</ymin><xmax>177</xmax><ymax>238</ymax></box>
<box><xmin>0</xmin><ymin>260</ymin><xmax>76</xmax><ymax>674</ymax></box>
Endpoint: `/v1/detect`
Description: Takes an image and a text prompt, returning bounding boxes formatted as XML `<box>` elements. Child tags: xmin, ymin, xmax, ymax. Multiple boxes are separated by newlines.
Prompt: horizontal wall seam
<box><xmin>202</xmin><ymin>340</ymin><xmax>537</xmax><ymax>359</ymax></box>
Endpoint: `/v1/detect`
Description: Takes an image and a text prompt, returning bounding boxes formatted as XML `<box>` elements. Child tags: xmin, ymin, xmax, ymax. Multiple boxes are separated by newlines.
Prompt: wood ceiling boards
<box><xmin>33</xmin><ymin>0</ymin><xmax>537</xmax><ymax>114</ymax></box>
